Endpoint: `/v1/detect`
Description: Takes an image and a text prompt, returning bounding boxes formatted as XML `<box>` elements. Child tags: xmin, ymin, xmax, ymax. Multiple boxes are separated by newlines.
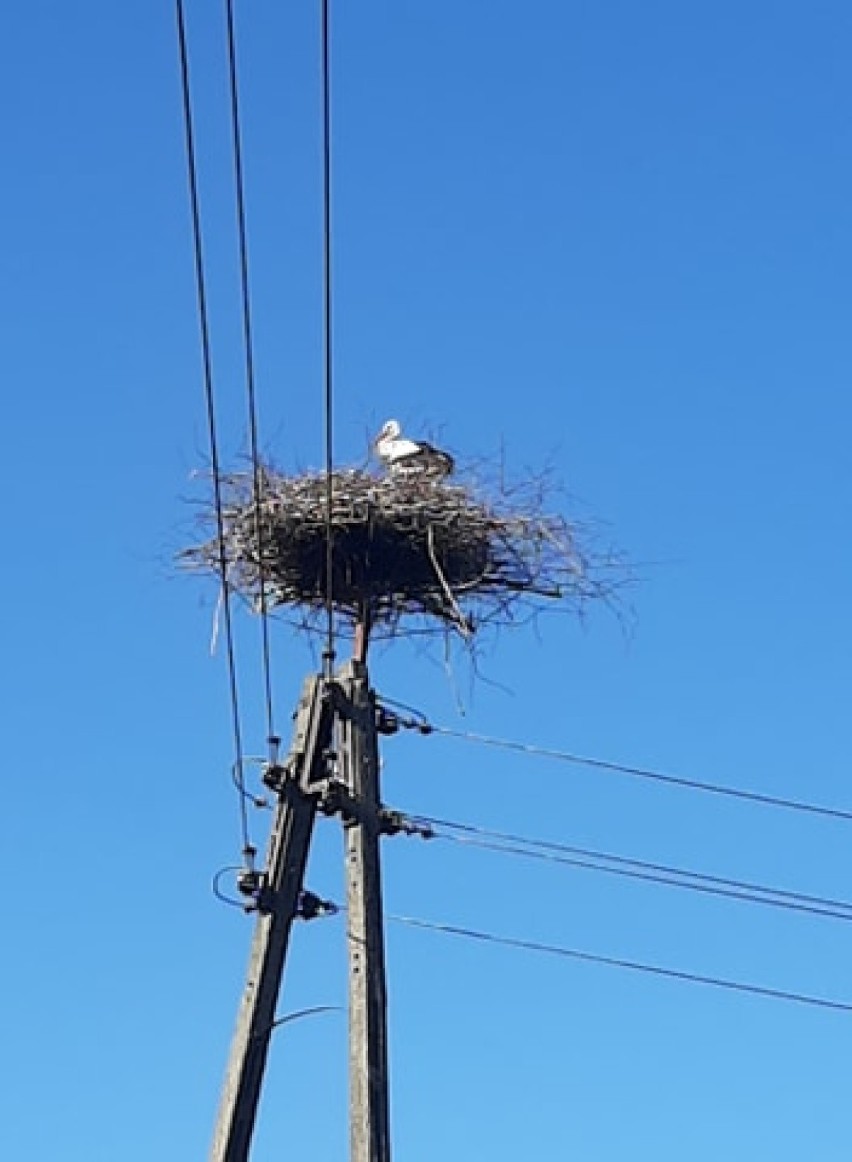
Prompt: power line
<box><xmin>414</xmin><ymin>814</ymin><xmax>852</xmax><ymax>924</ymax></box>
<box><xmin>223</xmin><ymin>0</ymin><xmax>276</xmax><ymax>744</ymax></box>
<box><xmin>385</xmin><ymin>708</ymin><xmax>852</xmax><ymax>824</ymax></box>
<box><xmin>389</xmin><ymin>914</ymin><xmax>852</xmax><ymax>1015</ymax></box>
<box><xmin>175</xmin><ymin>0</ymin><xmax>252</xmax><ymax>862</ymax></box>
<box><xmin>321</xmin><ymin>0</ymin><xmax>335</xmax><ymax>675</ymax></box>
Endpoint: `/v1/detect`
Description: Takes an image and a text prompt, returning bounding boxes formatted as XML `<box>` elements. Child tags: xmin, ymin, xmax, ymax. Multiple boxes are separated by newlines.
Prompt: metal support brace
<box><xmin>210</xmin><ymin>675</ymin><xmax>334</xmax><ymax>1162</ymax></box>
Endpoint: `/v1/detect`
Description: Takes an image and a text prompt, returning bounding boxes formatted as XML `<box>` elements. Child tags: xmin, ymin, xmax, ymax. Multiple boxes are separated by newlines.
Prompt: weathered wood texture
<box><xmin>339</xmin><ymin>659</ymin><xmax>392</xmax><ymax>1162</ymax></box>
<box><xmin>209</xmin><ymin>678</ymin><xmax>330</xmax><ymax>1162</ymax></box>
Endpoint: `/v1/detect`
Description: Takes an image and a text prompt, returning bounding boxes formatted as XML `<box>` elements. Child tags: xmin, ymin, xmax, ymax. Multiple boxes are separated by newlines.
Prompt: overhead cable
<box><xmin>223</xmin><ymin>0</ymin><xmax>276</xmax><ymax>743</ymax></box>
<box><xmin>390</xmin><ymin>914</ymin><xmax>852</xmax><ymax>1015</ymax></box>
<box><xmin>414</xmin><ymin>814</ymin><xmax>852</xmax><ymax>924</ymax></box>
<box><xmin>383</xmin><ymin>705</ymin><xmax>852</xmax><ymax>823</ymax></box>
<box><xmin>321</xmin><ymin>0</ymin><xmax>335</xmax><ymax>674</ymax></box>
<box><xmin>309</xmin><ymin>896</ymin><xmax>852</xmax><ymax>1013</ymax></box>
<box><xmin>175</xmin><ymin>0</ymin><xmax>252</xmax><ymax>861</ymax></box>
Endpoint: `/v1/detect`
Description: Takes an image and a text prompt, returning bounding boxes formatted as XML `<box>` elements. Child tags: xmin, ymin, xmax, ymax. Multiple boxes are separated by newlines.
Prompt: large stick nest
<box><xmin>181</xmin><ymin>464</ymin><xmax>627</xmax><ymax>640</ymax></box>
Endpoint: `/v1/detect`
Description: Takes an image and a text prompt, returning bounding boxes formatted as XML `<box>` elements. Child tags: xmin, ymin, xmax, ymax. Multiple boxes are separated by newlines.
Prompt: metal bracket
<box><xmin>375</xmin><ymin>707</ymin><xmax>400</xmax><ymax>736</ymax></box>
<box><xmin>333</xmin><ymin>681</ymin><xmax>374</xmax><ymax>731</ymax></box>
<box><xmin>263</xmin><ymin>675</ymin><xmax>336</xmax><ymax>794</ymax></box>
<box><xmin>378</xmin><ymin>809</ymin><xmax>434</xmax><ymax>839</ymax></box>
<box><xmin>319</xmin><ymin>778</ymin><xmax>360</xmax><ymax>824</ymax></box>
<box><xmin>298</xmin><ymin>890</ymin><xmax>338</xmax><ymax>921</ymax></box>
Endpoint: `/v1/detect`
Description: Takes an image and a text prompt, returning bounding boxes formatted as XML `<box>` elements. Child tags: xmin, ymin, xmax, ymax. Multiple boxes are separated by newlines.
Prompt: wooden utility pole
<box><xmin>338</xmin><ymin>657</ymin><xmax>392</xmax><ymax>1162</ymax></box>
<box><xmin>209</xmin><ymin>656</ymin><xmax>394</xmax><ymax>1162</ymax></box>
<box><xmin>210</xmin><ymin>676</ymin><xmax>334</xmax><ymax>1162</ymax></box>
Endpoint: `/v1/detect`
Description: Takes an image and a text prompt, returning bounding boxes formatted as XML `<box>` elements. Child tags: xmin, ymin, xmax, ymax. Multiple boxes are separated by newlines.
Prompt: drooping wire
<box><xmin>390</xmin><ymin>914</ymin><xmax>852</xmax><ymax>1015</ymax></box>
<box><xmin>261</xmin><ymin>1006</ymin><xmax>342</xmax><ymax>1040</ymax></box>
<box><xmin>175</xmin><ymin>0</ymin><xmax>252</xmax><ymax>865</ymax></box>
<box><xmin>413</xmin><ymin>813</ymin><xmax>852</xmax><ymax>924</ymax></box>
<box><xmin>314</xmin><ymin>901</ymin><xmax>852</xmax><ymax>1015</ymax></box>
<box><xmin>383</xmin><ymin>706</ymin><xmax>852</xmax><ymax>824</ymax></box>
<box><xmin>321</xmin><ymin>0</ymin><xmax>335</xmax><ymax>676</ymax></box>
<box><xmin>223</xmin><ymin>0</ymin><xmax>276</xmax><ymax>744</ymax></box>
<box><xmin>212</xmin><ymin>866</ymin><xmax>247</xmax><ymax>909</ymax></box>
<box><xmin>232</xmin><ymin>758</ymin><xmax>271</xmax><ymax>809</ymax></box>
<box><xmin>374</xmin><ymin>694</ymin><xmax>431</xmax><ymax>731</ymax></box>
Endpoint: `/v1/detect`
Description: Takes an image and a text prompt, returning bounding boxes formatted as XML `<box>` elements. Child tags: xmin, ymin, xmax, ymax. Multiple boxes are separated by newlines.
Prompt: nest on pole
<box><xmin>181</xmin><ymin>464</ymin><xmax>626</xmax><ymax>643</ymax></box>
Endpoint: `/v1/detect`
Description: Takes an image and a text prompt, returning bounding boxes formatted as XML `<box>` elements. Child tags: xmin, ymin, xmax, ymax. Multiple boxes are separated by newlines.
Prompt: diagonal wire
<box><xmin>390</xmin><ymin>914</ymin><xmax>852</xmax><ymax>1015</ymax></box>
<box><xmin>223</xmin><ymin>0</ymin><xmax>276</xmax><ymax>743</ymax></box>
<box><xmin>175</xmin><ymin>0</ymin><xmax>251</xmax><ymax>859</ymax></box>
<box><xmin>415</xmin><ymin>815</ymin><xmax>852</xmax><ymax>924</ymax></box>
<box><xmin>384</xmin><ymin>707</ymin><xmax>852</xmax><ymax>824</ymax></box>
<box><xmin>321</xmin><ymin>0</ymin><xmax>335</xmax><ymax>675</ymax></box>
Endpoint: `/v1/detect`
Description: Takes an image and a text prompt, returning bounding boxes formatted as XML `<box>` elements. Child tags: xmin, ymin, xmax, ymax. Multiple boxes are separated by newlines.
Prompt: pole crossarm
<box><xmin>210</xmin><ymin>675</ymin><xmax>335</xmax><ymax>1162</ymax></box>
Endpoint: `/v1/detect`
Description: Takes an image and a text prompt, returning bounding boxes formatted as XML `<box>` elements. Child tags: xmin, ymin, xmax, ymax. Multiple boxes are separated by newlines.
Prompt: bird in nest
<box><xmin>374</xmin><ymin>419</ymin><xmax>455</xmax><ymax>479</ymax></box>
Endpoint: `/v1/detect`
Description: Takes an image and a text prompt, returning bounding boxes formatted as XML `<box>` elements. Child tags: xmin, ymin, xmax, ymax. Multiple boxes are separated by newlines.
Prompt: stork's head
<box><xmin>375</xmin><ymin>418</ymin><xmax>401</xmax><ymax>446</ymax></box>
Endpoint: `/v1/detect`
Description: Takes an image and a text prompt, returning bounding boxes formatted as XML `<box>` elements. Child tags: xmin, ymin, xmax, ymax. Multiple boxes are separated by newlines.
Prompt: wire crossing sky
<box><xmin>174</xmin><ymin>0</ymin><xmax>251</xmax><ymax>865</ymax></box>
<box><xmin>391</xmin><ymin>713</ymin><xmax>852</xmax><ymax>822</ymax></box>
<box><xmin>386</xmin><ymin>914</ymin><xmax>852</xmax><ymax>1016</ymax></box>
<box><xmin>413</xmin><ymin>813</ymin><xmax>852</xmax><ymax>923</ymax></box>
<box><xmin>223</xmin><ymin>0</ymin><xmax>278</xmax><ymax>745</ymax></box>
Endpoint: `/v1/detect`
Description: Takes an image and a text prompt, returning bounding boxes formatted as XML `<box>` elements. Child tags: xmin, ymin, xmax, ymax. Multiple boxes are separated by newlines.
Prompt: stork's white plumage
<box><xmin>374</xmin><ymin>419</ymin><xmax>454</xmax><ymax>478</ymax></box>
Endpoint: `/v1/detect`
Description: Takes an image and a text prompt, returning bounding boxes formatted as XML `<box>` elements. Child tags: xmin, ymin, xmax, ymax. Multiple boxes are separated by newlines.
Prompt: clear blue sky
<box><xmin>3</xmin><ymin>2</ymin><xmax>852</xmax><ymax>1158</ymax></box>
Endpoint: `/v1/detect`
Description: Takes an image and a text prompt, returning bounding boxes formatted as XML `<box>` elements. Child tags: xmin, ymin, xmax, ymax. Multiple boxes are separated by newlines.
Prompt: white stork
<box><xmin>374</xmin><ymin>419</ymin><xmax>454</xmax><ymax>478</ymax></box>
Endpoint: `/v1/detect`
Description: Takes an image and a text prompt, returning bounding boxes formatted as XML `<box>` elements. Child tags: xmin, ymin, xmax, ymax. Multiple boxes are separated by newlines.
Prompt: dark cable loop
<box><xmin>374</xmin><ymin>694</ymin><xmax>432</xmax><ymax>731</ymax></box>
<box><xmin>175</xmin><ymin>0</ymin><xmax>251</xmax><ymax>858</ymax></box>
<box><xmin>212</xmin><ymin>866</ymin><xmax>247</xmax><ymax>909</ymax></box>
<box><xmin>232</xmin><ymin>759</ymin><xmax>270</xmax><ymax>809</ymax></box>
<box><xmin>223</xmin><ymin>0</ymin><xmax>276</xmax><ymax>742</ymax></box>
